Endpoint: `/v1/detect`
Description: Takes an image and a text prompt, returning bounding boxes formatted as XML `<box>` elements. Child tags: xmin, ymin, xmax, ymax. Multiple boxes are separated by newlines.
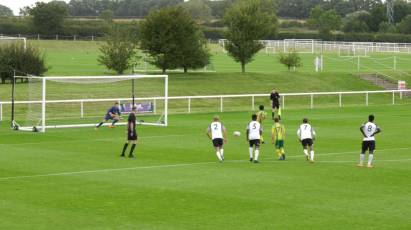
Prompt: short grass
<box><xmin>1</xmin><ymin>105</ymin><xmax>410</xmax><ymax>229</ymax></box>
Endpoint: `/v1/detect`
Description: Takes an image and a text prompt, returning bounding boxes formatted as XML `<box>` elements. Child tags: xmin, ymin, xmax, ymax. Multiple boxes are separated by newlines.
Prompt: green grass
<box><xmin>1</xmin><ymin>105</ymin><xmax>411</xmax><ymax>229</ymax></box>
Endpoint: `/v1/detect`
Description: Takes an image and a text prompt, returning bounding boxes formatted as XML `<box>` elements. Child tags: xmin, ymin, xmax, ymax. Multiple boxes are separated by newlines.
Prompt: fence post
<box><xmin>188</xmin><ymin>98</ymin><xmax>191</xmax><ymax>113</ymax></box>
<box><xmin>394</xmin><ymin>56</ymin><xmax>397</xmax><ymax>71</ymax></box>
<box><xmin>310</xmin><ymin>94</ymin><xmax>314</xmax><ymax>109</ymax></box>
<box><xmin>91</xmin><ymin>35</ymin><xmax>94</xmax><ymax>41</ymax></box>
<box><xmin>220</xmin><ymin>97</ymin><xmax>223</xmax><ymax>112</ymax></box>
<box><xmin>37</xmin><ymin>34</ymin><xmax>40</xmax><ymax>40</ymax></box>
<box><xmin>56</xmin><ymin>34</ymin><xmax>58</xmax><ymax>40</ymax></box>
<box><xmin>252</xmin><ymin>96</ymin><xmax>255</xmax><ymax>111</ymax></box>
<box><xmin>80</xmin><ymin>101</ymin><xmax>84</xmax><ymax>118</ymax></box>
<box><xmin>339</xmin><ymin>93</ymin><xmax>342</xmax><ymax>107</ymax></box>
<box><xmin>357</xmin><ymin>56</ymin><xmax>360</xmax><ymax>72</ymax></box>
<box><xmin>366</xmin><ymin>92</ymin><xmax>369</xmax><ymax>106</ymax></box>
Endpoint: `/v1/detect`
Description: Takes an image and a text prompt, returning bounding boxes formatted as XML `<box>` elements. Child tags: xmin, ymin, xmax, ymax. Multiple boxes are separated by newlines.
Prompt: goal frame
<box><xmin>11</xmin><ymin>75</ymin><xmax>168</xmax><ymax>132</ymax></box>
<box><xmin>0</xmin><ymin>36</ymin><xmax>27</xmax><ymax>50</ymax></box>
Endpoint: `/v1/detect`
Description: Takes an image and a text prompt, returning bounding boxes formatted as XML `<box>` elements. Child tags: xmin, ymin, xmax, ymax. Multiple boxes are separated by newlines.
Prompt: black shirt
<box><xmin>128</xmin><ymin>113</ymin><xmax>136</xmax><ymax>133</ymax></box>
<box><xmin>270</xmin><ymin>92</ymin><xmax>280</xmax><ymax>104</ymax></box>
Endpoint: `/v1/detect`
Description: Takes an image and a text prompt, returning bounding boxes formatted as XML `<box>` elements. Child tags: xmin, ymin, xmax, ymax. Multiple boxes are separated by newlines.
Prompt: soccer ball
<box><xmin>233</xmin><ymin>131</ymin><xmax>241</xmax><ymax>136</ymax></box>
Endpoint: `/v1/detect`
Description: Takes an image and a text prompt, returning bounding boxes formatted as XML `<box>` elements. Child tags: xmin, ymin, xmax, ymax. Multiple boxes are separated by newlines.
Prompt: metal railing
<box><xmin>0</xmin><ymin>89</ymin><xmax>410</xmax><ymax>121</ymax></box>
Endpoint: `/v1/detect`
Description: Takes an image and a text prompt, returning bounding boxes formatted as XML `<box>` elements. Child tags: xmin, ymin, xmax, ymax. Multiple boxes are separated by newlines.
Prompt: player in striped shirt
<box><xmin>207</xmin><ymin>115</ymin><xmax>227</xmax><ymax>162</ymax></box>
<box><xmin>358</xmin><ymin>115</ymin><xmax>381</xmax><ymax>168</ymax></box>
<box><xmin>271</xmin><ymin>117</ymin><xmax>286</xmax><ymax>160</ymax></box>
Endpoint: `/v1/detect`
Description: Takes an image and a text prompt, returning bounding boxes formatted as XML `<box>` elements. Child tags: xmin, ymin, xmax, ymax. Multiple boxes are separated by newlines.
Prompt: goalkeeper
<box><xmin>271</xmin><ymin>117</ymin><xmax>286</xmax><ymax>160</ymax></box>
<box><xmin>96</xmin><ymin>102</ymin><xmax>121</xmax><ymax>129</ymax></box>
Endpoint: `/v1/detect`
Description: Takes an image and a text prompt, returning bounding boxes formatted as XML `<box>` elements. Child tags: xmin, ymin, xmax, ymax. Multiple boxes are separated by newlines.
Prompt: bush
<box><xmin>0</xmin><ymin>44</ymin><xmax>48</xmax><ymax>84</ymax></box>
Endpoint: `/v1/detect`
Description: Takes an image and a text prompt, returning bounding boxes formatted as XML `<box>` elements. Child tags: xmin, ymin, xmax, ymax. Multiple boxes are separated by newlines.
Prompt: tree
<box><xmin>279</xmin><ymin>50</ymin><xmax>302</xmax><ymax>71</ymax></box>
<box><xmin>224</xmin><ymin>0</ymin><xmax>277</xmax><ymax>73</ymax></box>
<box><xmin>29</xmin><ymin>2</ymin><xmax>68</xmax><ymax>35</ymax></box>
<box><xmin>342</xmin><ymin>11</ymin><xmax>371</xmax><ymax>33</ymax></box>
<box><xmin>182</xmin><ymin>0</ymin><xmax>212</xmax><ymax>22</ymax></box>
<box><xmin>139</xmin><ymin>6</ymin><xmax>210</xmax><ymax>73</ymax></box>
<box><xmin>368</xmin><ymin>3</ymin><xmax>386</xmax><ymax>32</ymax></box>
<box><xmin>308</xmin><ymin>6</ymin><xmax>341</xmax><ymax>40</ymax></box>
<box><xmin>0</xmin><ymin>44</ymin><xmax>48</xmax><ymax>84</ymax></box>
<box><xmin>99</xmin><ymin>10</ymin><xmax>114</xmax><ymax>23</ymax></box>
<box><xmin>0</xmin><ymin>4</ymin><xmax>13</xmax><ymax>17</ymax></box>
<box><xmin>397</xmin><ymin>15</ymin><xmax>411</xmax><ymax>34</ymax></box>
<box><xmin>98</xmin><ymin>26</ymin><xmax>137</xmax><ymax>74</ymax></box>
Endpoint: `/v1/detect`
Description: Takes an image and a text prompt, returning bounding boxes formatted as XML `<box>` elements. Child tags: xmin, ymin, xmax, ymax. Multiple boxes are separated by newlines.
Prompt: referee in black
<box><xmin>270</xmin><ymin>89</ymin><xmax>281</xmax><ymax>120</ymax></box>
<box><xmin>121</xmin><ymin>107</ymin><xmax>138</xmax><ymax>158</ymax></box>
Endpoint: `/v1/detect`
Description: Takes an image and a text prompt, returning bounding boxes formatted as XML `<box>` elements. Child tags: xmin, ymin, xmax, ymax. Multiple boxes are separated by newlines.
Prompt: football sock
<box><xmin>303</xmin><ymin>149</ymin><xmax>308</xmax><ymax>156</ymax></box>
<box><xmin>272</xmin><ymin>112</ymin><xmax>274</xmax><ymax>119</ymax></box>
<box><xmin>96</xmin><ymin>122</ymin><xmax>104</xmax><ymax>128</ymax></box>
<box><xmin>368</xmin><ymin>153</ymin><xmax>374</xmax><ymax>165</ymax></box>
<box><xmin>220</xmin><ymin>149</ymin><xmax>224</xmax><ymax>160</ymax></box>
<box><xmin>112</xmin><ymin>120</ymin><xmax>118</xmax><ymax>126</ymax></box>
<box><xmin>255</xmin><ymin>149</ymin><xmax>260</xmax><ymax>161</ymax></box>
<box><xmin>249</xmin><ymin>147</ymin><xmax>253</xmax><ymax>159</ymax></box>
<box><xmin>276</xmin><ymin>149</ymin><xmax>282</xmax><ymax>157</ymax></box>
<box><xmin>216</xmin><ymin>151</ymin><xmax>222</xmax><ymax>161</ymax></box>
<box><xmin>121</xmin><ymin>143</ymin><xmax>129</xmax><ymax>155</ymax></box>
<box><xmin>310</xmin><ymin>150</ymin><xmax>314</xmax><ymax>161</ymax></box>
<box><xmin>129</xmin><ymin>144</ymin><xmax>136</xmax><ymax>156</ymax></box>
<box><xmin>360</xmin><ymin>153</ymin><xmax>365</xmax><ymax>164</ymax></box>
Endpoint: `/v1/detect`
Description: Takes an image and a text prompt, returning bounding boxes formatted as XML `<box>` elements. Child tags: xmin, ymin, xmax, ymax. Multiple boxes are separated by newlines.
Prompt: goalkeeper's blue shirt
<box><xmin>107</xmin><ymin>106</ymin><xmax>121</xmax><ymax>116</ymax></box>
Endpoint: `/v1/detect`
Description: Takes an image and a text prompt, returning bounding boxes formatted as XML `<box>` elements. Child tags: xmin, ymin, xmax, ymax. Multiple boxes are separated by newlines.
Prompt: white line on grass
<box><xmin>0</xmin><ymin>147</ymin><xmax>410</xmax><ymax>181</ymax></box>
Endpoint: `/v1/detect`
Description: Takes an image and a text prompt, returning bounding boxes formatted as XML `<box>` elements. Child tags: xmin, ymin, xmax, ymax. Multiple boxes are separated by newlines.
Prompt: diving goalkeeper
<box><xmin>95</xmin><ymin>102</ymin><xmax>121</xmax><ymax>129</ymax></box>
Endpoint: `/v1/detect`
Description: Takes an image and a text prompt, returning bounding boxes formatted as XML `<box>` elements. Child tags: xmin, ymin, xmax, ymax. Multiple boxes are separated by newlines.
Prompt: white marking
<box><xmin>0</xmin><ymin>147</ymin><xmax>410</xmax><ymax>181</ymax></box>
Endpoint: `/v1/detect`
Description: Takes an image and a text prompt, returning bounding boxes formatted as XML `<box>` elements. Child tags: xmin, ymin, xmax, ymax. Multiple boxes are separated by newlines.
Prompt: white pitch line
<box><xmin>0</xmin><ymin>147</ymin><xmax>410</xmax><ymax>181</ymax></box>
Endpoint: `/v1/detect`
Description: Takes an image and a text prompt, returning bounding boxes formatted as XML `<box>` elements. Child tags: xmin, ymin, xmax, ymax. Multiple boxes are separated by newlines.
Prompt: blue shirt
<box><xmin>107</xmin><ymin>106</ymin><xmax>121</xmax><ymax>116</ymax></box>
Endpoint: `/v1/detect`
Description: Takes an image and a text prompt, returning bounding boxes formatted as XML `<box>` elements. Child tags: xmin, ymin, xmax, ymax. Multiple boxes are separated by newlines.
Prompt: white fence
<box><xmin>0</xmin><ymin>89</ymin><xmax>410</xmax><ymax>122</ymax></box>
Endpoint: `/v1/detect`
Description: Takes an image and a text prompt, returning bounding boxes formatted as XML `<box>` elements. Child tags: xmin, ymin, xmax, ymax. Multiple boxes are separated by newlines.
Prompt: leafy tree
<box><xmin>279</xmin><ymin>50</ymin><xmax>302</xmax><ymax>71</ymax></box>
<box><xmin>397</xmin><ymin>15</ymin><xmax>411</xmax><ymax>34</ymax></box>
<box><xmin>224</xmin><ymin>0</ymin><xmax>277</xmax><ymax>73</ymax></box>
<box><xmin>393</xmin><ymin>1</ymin><xmax>411</xmax><ymax>24</ymax></box>
<box><xmin>99</xmin><ymin>10</ymin><xmax>114</xmax><ymax>23</ymax></box>
<box><xmin>98</xmin><ymin>26</ymin><xmax>137</xmax><ymax>74</ymax></box>
<box><xmin>0</xmin><ymin>44</ymin><xmax>48</xmax><ymax>84</ymax></box>
<box><xmin>368</xmin><ymin>3</ymin><xmax>386</xmax><ymax>32</ymax></box>
<box><xmin>308</xmin><ymin>6</ymin><xmax>341</xmax><ymax>40</ymax></box>
<box><xmin>342</xmin><ymin>11</ymin><xmax>371</xmax><ymax>33</ymax></box>
<box><xmin>182</xmin><ymin>0</ymin><xmax>212</xmax><ymax>22</ymax></box>
<box><xmin>378</xmin><ymin>21</ymin><xmax>397</xmax><ymax>33</ymax></box>
<box><xmin>0</xmin><ymin>4</ymin><xmax>13</xmax><ymax>16</ymax></box>
<box><xmin>29</xmin><ymin>2</ymin><xmax>68</xmax><ymax>35</ymax></box>
<box><xmin>139</xmin><ymin>6</ymin><xmax>210</xmax><ymax>73</ymax></box>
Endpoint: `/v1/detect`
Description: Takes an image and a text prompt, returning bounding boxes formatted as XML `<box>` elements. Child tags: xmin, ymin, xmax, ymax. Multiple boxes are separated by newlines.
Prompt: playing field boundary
<box><xmin>0</xmin><ymin>147</ymin><xmax>410</xmax><ymax>181</ymax></box>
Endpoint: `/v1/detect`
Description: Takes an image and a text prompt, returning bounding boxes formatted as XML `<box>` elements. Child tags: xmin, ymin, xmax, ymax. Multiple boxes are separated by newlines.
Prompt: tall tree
<box><xmin>0</xmin><ymin>4</ymin><xmax>13</xmax><ymax>17</ymax></box>
<box><xmin>308</xmin><ymin>6</ymin><xmax>341</xmax><ymax>40</ymax></box>
<box><xmin>182</xmin><ymin>0</ymin><xmax>212</xmax><ymax>22</ymax></box>
<box><xmin>139</xmin><ymin>6</ymin><xmax>210</xmax><ymax>73</ymax></box>
<box><xmin>224</xmin><ymin>0</ymin><xmax>277</xmax><ymax>73</ymax></box>
<box><xmin>29</xmin><ymin>2</ymin><xmax>68</xmax><ymax>35</ymax></box>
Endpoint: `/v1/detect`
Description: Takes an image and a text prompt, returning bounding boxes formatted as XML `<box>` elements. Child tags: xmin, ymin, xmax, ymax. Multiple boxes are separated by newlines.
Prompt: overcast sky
<box><xmin>1</xmin><ymin>0</ymin><xmax>70</xmax><ymax>16</ymax></box>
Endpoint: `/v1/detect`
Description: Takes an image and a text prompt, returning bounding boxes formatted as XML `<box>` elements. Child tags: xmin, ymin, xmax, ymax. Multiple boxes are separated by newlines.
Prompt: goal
<box><xmin>283</xmin><ymin>39</ymin><xmax>315</xmax><ymax>53</ymax></box>
<box><xmin>339</xmin><ymin>46</ymin><xmax>368</xmax><ymax>57</ymax></box>
<box><xmin>11</xmin><ymin>75</ymin><xmax>168</xmax><ymax>132</ymax></box>
<box><xmin>0</xmin><ymin>36</ymin><xmax>27</xmax><ymax>50</ymax></box>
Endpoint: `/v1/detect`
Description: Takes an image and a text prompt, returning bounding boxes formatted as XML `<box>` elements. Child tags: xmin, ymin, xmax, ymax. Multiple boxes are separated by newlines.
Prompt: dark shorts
<box><xmin>128</xmin><ymin>131</ymin><xmax>137</xmax><ymax>141</ymax></box>
<box><xmin>362</xmin><ymin>141</ymin><xmax>375</xmax><ymax>153</ymax></box>
<box><xmin>272</xmin><ymin>102</ymin><xmax>280</xmax><ymax>109</ymax></box>
<box><xmin>275</xmin><ymin>140</ymin><xmax>284</xmax><ymax>149</ymax></box>
<box><xmin>301</xmin><ymin>138</ymin><xmax>313</xmax><ymax>148</ymax></box>
<box><xmin>212</xmin><ymin>138</ymin><xmax>224</xmax><ymax>147</ymax></box>
<box><xmin>104</xmin><ymin>114</ymin><xmax>113</xmax><ymax>120</ymax></box>
<box><xmin>249</xmin><ymin>139</ymin><xmax>261</xmax><ymax>148</ymax></box>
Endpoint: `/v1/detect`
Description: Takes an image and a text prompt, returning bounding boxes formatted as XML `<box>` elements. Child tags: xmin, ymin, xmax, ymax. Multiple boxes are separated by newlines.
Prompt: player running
<box><xmin>247</xmin><ymin>114</ymin><xmax>263</xmax><ymax>163</ymax></box>
<box><xmin>207</xmin><ymin>115</ymin><xmax>227</xmax><ymax>162</ymax></box>
<box><xmin>270</xmin><ymin>89</ymin><xmax>281</xmax><ymax>120</ymax></box>
<box><xmin>96</xmin><ymin>102</ymin><xmax>121</xmax><ymax>129</ymax></box>
<box><xmin>297</xmin><ymin>118</ymin><xmax>316</xmax><ymax>163</ymax></box>
<box><xmin>272</xmin><ymin>117</ymin><xmax>286</xmax><ymax>160</ymax></box>
<box><xmin>256</xmin><ymin>105</ymin><xmax>267</xmax><ymax>144</ymax></box>
<box><xmin>120</xmin><ymin>107</ymin><xmax>137</xmax><ymax>158</ymax></box>
<box><xmin>358</xmin><ymin>115</ymin><xmax>381</xmax><ymax>168</ymax></box>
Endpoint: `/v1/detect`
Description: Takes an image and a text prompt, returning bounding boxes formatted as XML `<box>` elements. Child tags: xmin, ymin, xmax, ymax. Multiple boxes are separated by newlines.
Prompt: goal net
<box><xmin>11</xmin><ymin>75</ymin><xmax>168</xmax><ymax>132</ymax></box>
<box><xmin>0</xmin><ymin>36</ymin><xmax>27</xmax><ymax>50</ymax></box>
<box><xmin>283</xmin><ymin>39</ymin><xmax>315</xmax><ymax>53</ymax></box>
<box><xmin>339</xmin><ymin>46</ymin><xmax>368</xmax><ymax>57</ymax></box>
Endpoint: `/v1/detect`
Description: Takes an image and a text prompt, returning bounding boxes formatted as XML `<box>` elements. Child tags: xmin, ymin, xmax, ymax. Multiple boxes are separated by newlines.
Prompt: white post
<box><xmin>91</xmin><ymin>35</ymin><xmax>94</xmax><ymax>41</ymax></box>
<box><xmin>188</xmin><ymin>98</ymin><xmax>191</xmax><ymax>113</ymax></box>
<box><xmin>41</xmin><ymin>78</ymin><xmax>46</xmax><ymax>132</ymax></box>
<box><xmin>339</xmin><ymin>93</ymin><xmax>342</xmax><ymax>107</ymax></box>
<box><xmin>37</xmin><ymin>34</ymin><xmax>40</xmax><ymax>40</ymax></box>
<box><xmin>153</xmin><ymin>99</ymin><xmax>157</xmax><ymax>115</ymax></box>
<box><xmin>392</xmin><ymin>91</ymin><xmax>395</xmax><ymax>105</ymax></box>
<box><xmin>310</xmin><ymin>94</ymin><xmax>314</xmax><ymax>109</ymax></box>
<box><xmin>56</xmin><ymin>34</ymin><xmax>58</xmax><ymax>40</ymax></box>
<box><xmin>320</xmin><ymin>55</ymin><xmax>323</xmax><ymax>71</ymax></box>
<box><xmin>400</xmin><ymin>91</ymin><xmax>403</xmax><ymax>100</ymax></box>
<box><xmin>164</xmin><ymin>76</ymin><xmax>168</xmax><ymax>126</ymax></box>
<box><xmin>220</xmin><ymin>97</ymin><xmax>223</xmax><ymax>112</ymax></box>
<box><xmin>80</xmin><ymin>101</ymin><xmax>84</xmax><ymax>118</ymax></box>
<box><xmin>357</xmin><ymin>56</ymin><xmax>360</xmax><ymax>72</ymax></box>
<box><xmin>252</xmin><ymin>96</ymin><xmax>255</xmax><ymax>111</ymax></box>
<box><xmin>365</xmin><ymin>92</ymin><xmax>369</xmax><ymax>106</ymax></box>
<box><xmin>394</xmin><ymin>56</ymin><xmax>397</xmax><ymax>71</ymax></box>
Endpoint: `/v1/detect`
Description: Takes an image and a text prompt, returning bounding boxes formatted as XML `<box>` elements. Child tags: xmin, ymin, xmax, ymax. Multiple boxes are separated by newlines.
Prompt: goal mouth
<box><xmin>11</xmin><ymin>74</ymin><xmax>168</xmax><ymax>132</ymax></box>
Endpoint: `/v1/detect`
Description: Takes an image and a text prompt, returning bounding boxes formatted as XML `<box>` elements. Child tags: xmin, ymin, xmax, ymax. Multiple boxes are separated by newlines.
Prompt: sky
<box><xmin>0</xmin><ymin>0</ymin><xmax>70</xmax><ymax>16</ymax></box>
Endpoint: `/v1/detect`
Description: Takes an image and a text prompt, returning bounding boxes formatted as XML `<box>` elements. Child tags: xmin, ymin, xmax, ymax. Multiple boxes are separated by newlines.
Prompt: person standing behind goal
<box><xmin>207</xmin><ymin>115</ymin><xmax>227</xmax><ymax>162</ymax></box>
<box><xmin>358</xmin><ymin>115</ymin><xmax>381</xmax><ymax>168</ymax></box>
<box><xmin>297</xmin><ymin>118</ymin><xmax>316</xmax><ymax>163</ymax></box>
<box><xmin>270</xmin><ymin>89</ymin><xmax>281</xmax><ymax>120</ymax></box>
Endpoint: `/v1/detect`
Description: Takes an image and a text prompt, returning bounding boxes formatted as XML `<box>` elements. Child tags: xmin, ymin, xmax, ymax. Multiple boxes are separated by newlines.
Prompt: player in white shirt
<box><xmin>358</xmin><ymin>115</ymin><xmax>381</xmax><ymax>168</ymax></box>
<box><xmin>246</xmin><ymin>114</ymin><xmax>263</xmax><ymax>163</ymax></box>
<box><xmin>297</xmin><ymin>118</ymin><xmax>316</xmax><ymax>163</ymax></box>
<box><xmin>207</xmin><ymin>115</ymin><xmax>227</xmax><ymax>162</ymax></box>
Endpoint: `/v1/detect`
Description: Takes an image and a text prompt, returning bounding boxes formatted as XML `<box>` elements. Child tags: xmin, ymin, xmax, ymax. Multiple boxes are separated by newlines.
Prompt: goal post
<box><xmin>11</xmin><ymin>75</ymin><xmax>168</xmax><ymax>132</ymax></box>
<box><xmin>0</xmin><ymin>36</ymin><xmax>27</xmax><ymax>50</ymax></box>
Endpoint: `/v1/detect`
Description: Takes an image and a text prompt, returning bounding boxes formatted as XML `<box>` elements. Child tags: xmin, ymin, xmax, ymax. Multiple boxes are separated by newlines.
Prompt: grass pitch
<box><xmin>1</xmin><ymin>105</ymin><xmax>410</xmax><ymax>229</ymax></box>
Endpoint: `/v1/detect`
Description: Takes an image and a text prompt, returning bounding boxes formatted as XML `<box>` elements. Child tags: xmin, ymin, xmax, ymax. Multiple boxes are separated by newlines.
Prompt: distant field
<box><xmin>1</xmin><ymin>106</ymin><xmax>410</xmax><ymax>229</ymax></box>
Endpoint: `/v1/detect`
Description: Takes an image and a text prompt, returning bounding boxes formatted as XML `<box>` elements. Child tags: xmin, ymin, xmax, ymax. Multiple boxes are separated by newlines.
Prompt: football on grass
<box><xmin>233</xmin><ymin>131</ymin><xmax>241</xmax><ymax>136</ymax></box>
